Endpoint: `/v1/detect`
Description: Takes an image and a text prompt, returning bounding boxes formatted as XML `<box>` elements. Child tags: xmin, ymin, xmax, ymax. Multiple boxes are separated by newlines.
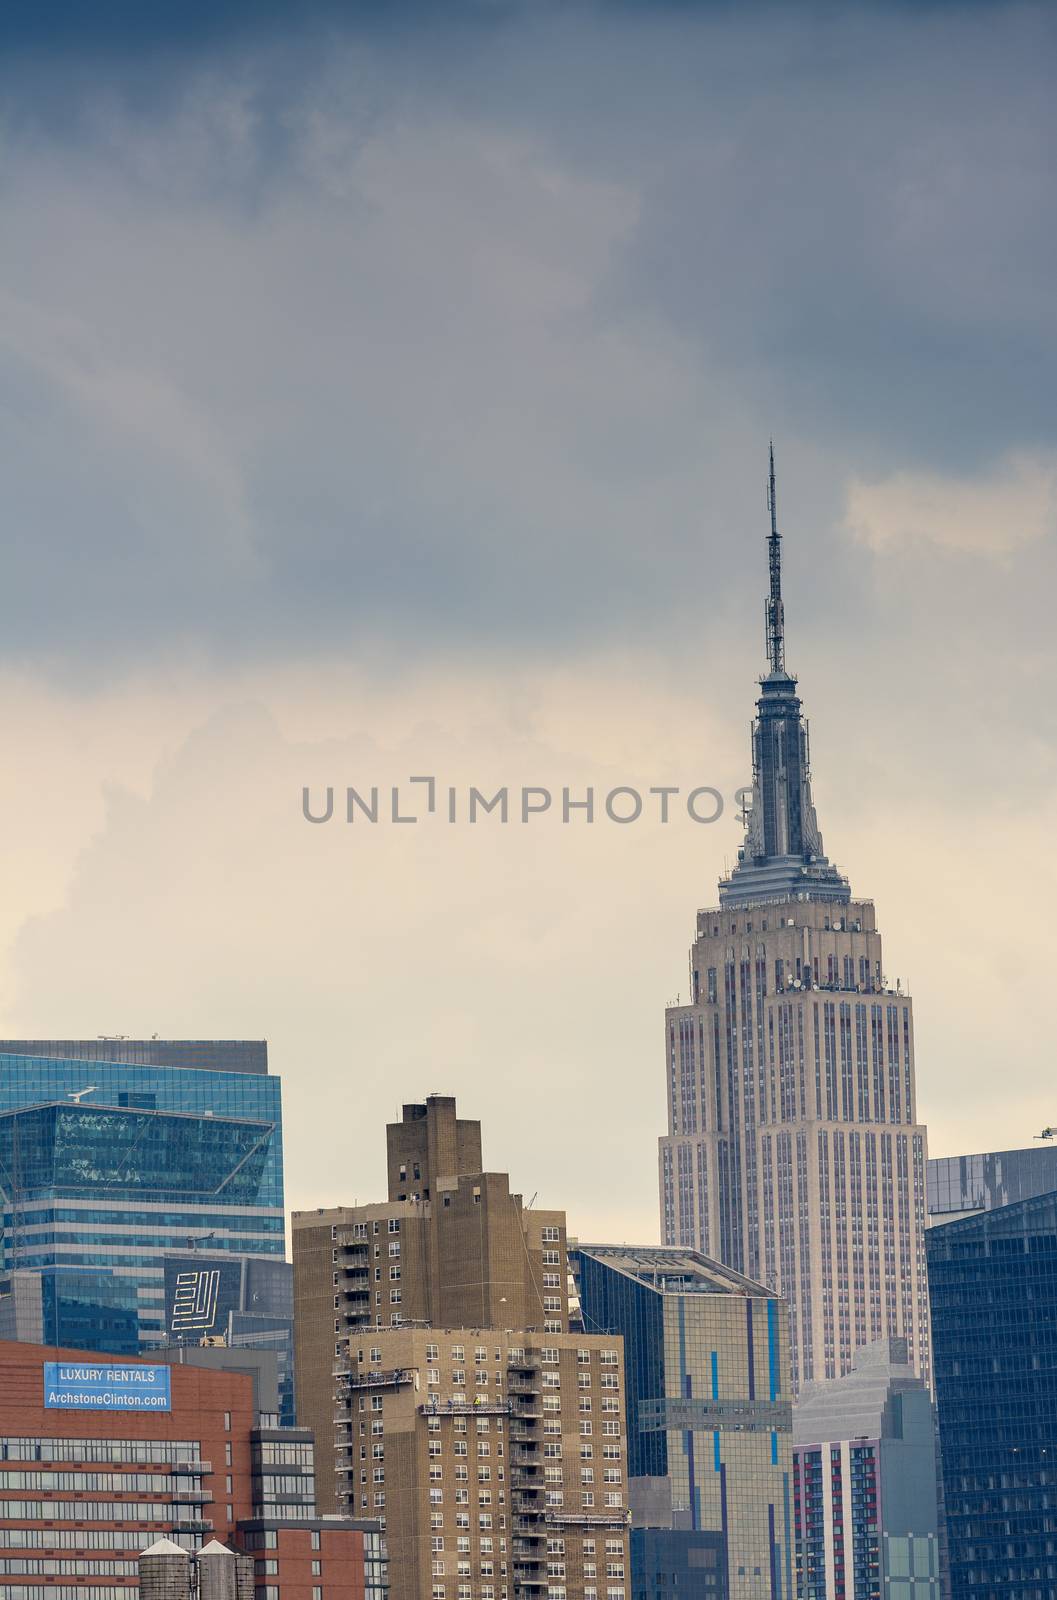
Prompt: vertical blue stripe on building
<box><xmin>767</xmin><ymin>1298</ymin><xmax>778</xmax><ymax>1401</ymax></box>
<box><xmin>771</xmin><ymin>1430</ymin><xmax>778</xmax><ymax>1465</ymax></box>
<box><xmin>768</xmin><ymin>1501</ymin><xmax>778</xmax><ymax>1600</ymax></box>
<box><xmin>711</xmin><ymin>1349</ymin><xmax>719</xmax><ymax>1400</ymax></box>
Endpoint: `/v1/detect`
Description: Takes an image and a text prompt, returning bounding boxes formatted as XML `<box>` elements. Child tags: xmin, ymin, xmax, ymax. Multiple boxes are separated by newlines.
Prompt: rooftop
<box><xmin>574</xmin><ymin>1244</ymin><xmax>776</xmax><ymax>1299</ymax></box>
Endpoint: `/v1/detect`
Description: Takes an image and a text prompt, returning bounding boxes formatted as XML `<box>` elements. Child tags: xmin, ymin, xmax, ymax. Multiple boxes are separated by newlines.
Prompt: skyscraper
<box><xmin>928</xmin><ymin>1144</ymin><xmax>1057</xmax><ymax>1220</ymax></box>
<box><xmin>0</xmin><ymin>1043</ymin><xmax>286</xmax><ymax>1360</ymax></box>
<box><xmin>926</xmin><ymin>1191</ymin><xmax>1057</xmax><ymax>1600</ymax></box>
<box><xmin>575</xmin><ymin>1244</ymin><xmax>794</xmax><ymax>1600</ymax></box>
<box><xmin>658</xmin><ymin>453</ymin><xmax>930</xmax><ymax>1392</ymax></box>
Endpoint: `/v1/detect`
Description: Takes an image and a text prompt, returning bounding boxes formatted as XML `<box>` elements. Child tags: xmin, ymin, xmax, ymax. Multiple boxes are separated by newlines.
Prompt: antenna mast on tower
<box><xmin>765</xmin><ymin>442</ymin><xmax>785</xmax><ymax>675</ymax></box>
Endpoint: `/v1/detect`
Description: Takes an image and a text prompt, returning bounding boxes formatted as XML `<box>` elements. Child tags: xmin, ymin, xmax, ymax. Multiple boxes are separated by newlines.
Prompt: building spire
<box><xmin>718</xmin><ymin>446</ymin><xmax>850</xmax><ymax>908</ymax></box>
<box><xmin>765</xmin><ymin>441</ymin><xmax>785</xmax><ymax>676</ymax></box>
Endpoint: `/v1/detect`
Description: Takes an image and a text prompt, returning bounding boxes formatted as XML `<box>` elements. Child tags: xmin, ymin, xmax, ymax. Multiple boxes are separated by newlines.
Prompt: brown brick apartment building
<box><xmin>293</xmin><ymin>1096</ymin><xmax>630</xmax><ymax>1600</ymax></box>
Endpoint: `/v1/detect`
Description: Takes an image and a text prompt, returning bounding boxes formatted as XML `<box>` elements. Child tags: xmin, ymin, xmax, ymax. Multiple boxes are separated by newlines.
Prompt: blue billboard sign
<box><xmin>43</xmin><ymin>1361</ymin><xmax>172</xmax><ymax>1412</ymax></box>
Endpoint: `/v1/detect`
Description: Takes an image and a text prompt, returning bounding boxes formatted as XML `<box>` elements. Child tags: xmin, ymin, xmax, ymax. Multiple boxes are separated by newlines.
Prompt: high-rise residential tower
<box><xmin>293</xmin><ymin>1094</ymin><xmax>569</xmax><ymax>1514</ymax></box>
<box><xmin>293</xmin><ymin>1095</ymin><xmax>631</xmax><ymax>1600</ymax></box>
<box><xmin>658</xmin><ymin>453</ymin><xmax>930</xmax><ymax>1392</ymax></box>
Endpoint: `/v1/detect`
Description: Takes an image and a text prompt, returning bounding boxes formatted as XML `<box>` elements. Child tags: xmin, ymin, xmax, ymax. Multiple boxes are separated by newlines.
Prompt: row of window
<box><xmin>354</xmin><ymin>1345</ymin><xmax>617</xmax><ymax>1366</ymax></box>
<box><xmin>0</xmin><ymin>1472</ymin><xmax>197</xmax><ymax>1493</ymax></box>
<box><xmin>0</xmin><ymin>1562</ymin><xmax>137</xmax><ymax>1578</ymax></box>
<box><xmin>0</xmin><ymin>1440</ymin><xmax>204</xmax><ymax>1466</ymax></box>
<box><xmin>0</xmin><ymin>1533</ymin><xmax>170</xmax><ymax>1552</ymax></box>
<box><xmin>0</xmin><ymin>1502</ymin><xmax>207</xmax><ymax>1524</ymax></box>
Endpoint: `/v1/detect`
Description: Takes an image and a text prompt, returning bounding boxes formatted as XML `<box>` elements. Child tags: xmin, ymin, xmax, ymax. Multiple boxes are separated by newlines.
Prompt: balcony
<box><xmin>544</xmin><ymin>1509</ymin><xmax>629</xmax><ymax>1528</ymax></box>
<box><xmin>337</xmin><ymin>1367</ymin><xmax>416</xmax><ymax>1391</ymax></box>
<box><xmin>417</xmin><ymin>1397</ymin><xmax>512</xmax><ymax>1417</ymax></box>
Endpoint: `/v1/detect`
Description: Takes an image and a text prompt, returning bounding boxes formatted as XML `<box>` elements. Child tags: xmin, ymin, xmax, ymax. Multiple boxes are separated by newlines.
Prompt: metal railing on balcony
<box><xmin>336</xmin><ymin>1366</ymin><xmax>416</xmax><ymax>1390</ymax></box>
<box><xmin>417</xmin><ymin>1396</ymin><xmax>512</xmax><ymax>1417</ymax></box>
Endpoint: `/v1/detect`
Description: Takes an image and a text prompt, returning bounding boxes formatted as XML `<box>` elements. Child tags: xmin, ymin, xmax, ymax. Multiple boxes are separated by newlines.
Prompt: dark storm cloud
<box><xmin>0</xmin><ymin>1</ymin><xmax>1053</xmax><ymax>677</ymax></box>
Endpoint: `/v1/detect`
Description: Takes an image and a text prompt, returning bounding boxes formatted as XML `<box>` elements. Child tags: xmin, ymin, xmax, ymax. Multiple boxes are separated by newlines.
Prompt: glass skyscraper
<box><xmin>0</xmin><ymin>1043</ymin><xmax>285</xmax><ymax>1356</ymax></box>
<box><xmin>926</xmin><ymin>1190</ymin><xmax>1057</xmax><ymax>1600</ymax></box>
<box><xmin>928</xmin><ymin>1145</ymin><xmax>1057</xmax><ymax>1219</ymax></box>
<box><xmin>575</xmin><ymin>1243</ymin><xmax>793</xmax><ymax>1600</ymax></box>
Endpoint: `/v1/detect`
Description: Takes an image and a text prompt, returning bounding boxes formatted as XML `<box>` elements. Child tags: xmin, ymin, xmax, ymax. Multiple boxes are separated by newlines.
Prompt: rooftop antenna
<box><xmin>765</xmin><ymin>441</ymin><xmax>785</xmax><ymax>675</ymax></box>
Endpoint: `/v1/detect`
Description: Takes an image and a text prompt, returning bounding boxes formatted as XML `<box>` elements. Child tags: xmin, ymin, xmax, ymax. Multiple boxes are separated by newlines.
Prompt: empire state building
<box><xmin>658</xmin><ymin>451</ymin><xmax>930</xmax><ymax>1392</ymax></box>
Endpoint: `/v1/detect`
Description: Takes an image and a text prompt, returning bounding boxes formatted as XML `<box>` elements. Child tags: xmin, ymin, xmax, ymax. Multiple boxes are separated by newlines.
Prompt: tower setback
<box><xmin>658</xmin><ymin>454</ymin><xmax>930</xmax><ymax>1392</ymax></box>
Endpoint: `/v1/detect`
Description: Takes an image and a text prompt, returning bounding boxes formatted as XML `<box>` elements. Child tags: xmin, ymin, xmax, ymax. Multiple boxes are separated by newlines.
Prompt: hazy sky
<box><xmin>0</xmin><ymin>1</ymin><xmax>1055</xmax><ymax>1241</ymax></box>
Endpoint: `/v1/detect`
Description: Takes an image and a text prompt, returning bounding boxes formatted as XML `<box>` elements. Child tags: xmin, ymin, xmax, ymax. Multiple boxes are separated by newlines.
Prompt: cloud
<box><xmin>0</xmin><ymin>2</ymin><xmax>1053</xmax><ymax>675</ymax></box>
<box><xmin>0</xmin><ymin>0</ymin><xmax>1054</xmax><ymax>1214</ymax></box>
<box><xmin>844</xmin><ymin>451</ymin><xmax>1057</xmax><ymax>557</ymax></box>
<box><xmin>3</xmin><ymin>662</ymin><xmax>1056</xmax><ymax>1240</ymax></box>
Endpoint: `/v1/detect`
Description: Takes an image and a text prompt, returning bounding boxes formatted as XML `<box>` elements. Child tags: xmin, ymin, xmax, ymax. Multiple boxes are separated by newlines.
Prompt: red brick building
<box><xmin>0</xmin><ymin>1340</ymin><xmax>384</xmax><ymax>1599</ymax></box>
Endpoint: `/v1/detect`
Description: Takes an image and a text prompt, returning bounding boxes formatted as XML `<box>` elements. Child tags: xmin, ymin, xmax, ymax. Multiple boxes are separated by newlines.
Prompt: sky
<box><xmin>0</xmin><ymin>0</ymin><xmax>1055</xmax><ymax>1242</ymax></box>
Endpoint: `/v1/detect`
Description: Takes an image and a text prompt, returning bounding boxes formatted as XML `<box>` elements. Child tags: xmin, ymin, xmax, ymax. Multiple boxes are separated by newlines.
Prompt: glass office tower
<box><xmin>928</xmin><ymin>1145</ymin><xmax>1057</xmax><ymax>1219</ymax></box>
<box><xmin>926</xmin><ymin>1191</ymin><xmax>1057</xmax><ymax>1600</ymax></box>
<box><xmin>0</xmin><ymin>1045</ymin><xmax>285</xmax><ymax>1355</ymax></box>
<box><xmin>575</xmin><ymin>1244</ymin><xmax>793</xmax><ymax>1600</ymax></box>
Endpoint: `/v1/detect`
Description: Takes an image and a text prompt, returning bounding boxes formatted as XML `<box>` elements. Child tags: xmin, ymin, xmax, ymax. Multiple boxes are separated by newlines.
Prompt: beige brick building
<box><xmin>294</xmin><ymin>1096</ymin><xmax>569</xmax><ymax>1512</ymax></box>
<box><xmin>293</xmin><ymin>1096</ymin><xmax>630</xmax><ymax>1599</ymax></box>
<box><xmin>335</xmin><ymin>1327</ymin><xmax>630</xmax><ymax>1600</ymax></box>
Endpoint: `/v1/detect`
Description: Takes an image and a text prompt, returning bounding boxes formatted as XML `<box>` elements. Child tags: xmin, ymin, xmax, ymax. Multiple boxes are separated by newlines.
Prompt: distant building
<box><xmin>575</xmin><ymin>1243</ymin><xmax>793</xmax><ymax>1600</ymax></box>
<box><xmin>630</xmin><ymin>1527</ymin><xmax>727</xmax><ymax>1600</ymax></box>
<box><xmin>926</xmin><ymin>1191</ymin><xmax>1057</xmax><ymax>1600</ymax></box>
<box><xmin>793</xmin><ymin>1337</ymin><xmax>940</xmax><ymax>1600</ymax></box>
<box><xmin>0</xmin><ymin>1038</ymin><xmax>269</xmax><ymax>1073</ymax></box>
<box><xmin>156</xmin><ymin>1340</ymin><xmax>284</xmax><ymax>1421</ymax></box>
<box><xmin>927</xmin><ymin>1146</ymin><xmax>1057</xmax><ymax>1220</ymax></box>
<box><xmin>658</xmin><ymin>455</ymin><xmax>930</xmax><ymax>1393</ymax></box>
<box><xmin>160</xmin><ymin>1251</ymin><xmax>296</xmax><ymax>1426</ymax></box>
<box><xmin>0</xmin><ymin>1042</ymin><xmax>289</xmax><ymax>1385</ymax></box>
<box><xmin>0</xmin><ymin>1336</ymin><xmax>384</xmax><ymax>1595</ymax></box>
